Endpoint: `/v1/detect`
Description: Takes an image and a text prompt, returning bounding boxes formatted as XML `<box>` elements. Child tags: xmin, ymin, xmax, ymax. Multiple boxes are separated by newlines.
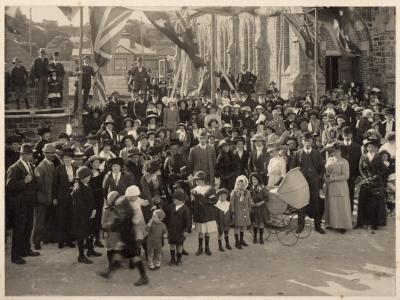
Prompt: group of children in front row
<box><xmin>72</xmin><ymin>166</ymin><xmax>271</xmax><ymax>286</ymax></box>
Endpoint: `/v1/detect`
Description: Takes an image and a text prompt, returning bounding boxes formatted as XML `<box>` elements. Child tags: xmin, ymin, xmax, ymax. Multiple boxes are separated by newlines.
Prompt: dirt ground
<box><xmin>5</xmin><ymin>214</ymin><xmax>395</xmax><ymax>297</ymax></box>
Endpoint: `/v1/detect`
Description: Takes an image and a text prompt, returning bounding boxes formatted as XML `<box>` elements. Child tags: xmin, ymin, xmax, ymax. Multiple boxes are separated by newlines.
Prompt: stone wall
<box><xmin>5</xmin><ymin>114</ymin><xmax>72</xmax><ymax>143</ymax></box>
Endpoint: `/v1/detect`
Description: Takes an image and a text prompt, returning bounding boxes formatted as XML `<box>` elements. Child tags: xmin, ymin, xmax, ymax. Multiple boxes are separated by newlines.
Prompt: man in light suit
<box><xmin>6</xmin><ymin>144</ymin><xmax>40</xmax><ymax>264</ymax></box>
<box><xmin>290</xmin><ymin>132</ymin><xmax>326</xmax><ymax>234</ymax></box>
<box><xmin>32</xmin><ymin>143</ymin><xmax>57</xmax><ymax>250</ymax></box>
<box><xmin>188</xmin><ymin>131</ymin><xmax>217</xmax><ymax>185</ymax></box>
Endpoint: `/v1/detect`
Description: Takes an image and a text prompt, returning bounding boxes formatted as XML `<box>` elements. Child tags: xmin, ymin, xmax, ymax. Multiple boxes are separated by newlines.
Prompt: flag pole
<box><xmin>29</xmin><ymin>8</ymin><xmax>32</xmax><ymax>64</ymax></box>
<box><xmin>210</xmin><ymin>13</ymin><xmax>216</xmax><ymax>104</ymax></box>
<box><xmin>75</xmin><ymin>6</ymin><xmax>84</xmax><ymax>133</ymax></box>
<box><xmin>140</xmin><ymin>17</ymin><xmax>144</xmax><ymax>62</ymax></box>
<box><xmin>314</xmin><ymin>7</ymin><xmax>318</xmax><ymax>105</ymax></box>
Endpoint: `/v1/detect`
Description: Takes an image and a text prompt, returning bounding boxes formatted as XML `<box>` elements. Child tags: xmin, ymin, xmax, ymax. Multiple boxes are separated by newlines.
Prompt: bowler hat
<box><xmin>61</xmin><ymin>148</ymin><xmax>75</xmax><ymax>158</ymax></box>
<box><xmin>75</xmin><ymin>166</ymin><xmax>92</xmax><ymax>179</ymax></box>
<box><xmin>19</xmin><ymin>143</ymin><xmax>33</xmax><ymax>154</ymax></box>
<box><xmin>234</xmin><ymin>136</ymin><xmax>246</xmax><ymax>144</ymax></box>
<box><xmin>43</xmin><ymin>143</ymin><xmax>57</xmax><ymax>153</ymax></box>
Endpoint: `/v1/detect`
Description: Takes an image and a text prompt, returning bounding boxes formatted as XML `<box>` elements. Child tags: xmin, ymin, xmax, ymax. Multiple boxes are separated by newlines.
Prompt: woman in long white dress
<box><xmin>323</xmin><ymin>142</ymin><xmax>353</xmax><ymax>233</ymax></box>
<box><xmin>267</xmin><ymin>143</ymin><xmax>286</xmax><ymax>187</ymax></box>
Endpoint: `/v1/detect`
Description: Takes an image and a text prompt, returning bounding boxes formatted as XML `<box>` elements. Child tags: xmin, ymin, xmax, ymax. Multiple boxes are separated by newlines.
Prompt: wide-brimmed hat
<box><xmin>383</xmin><ymin>107</ymin><xmax>395</xmax><ymax>115</ymax></box>
<box><xmin>324</xmin><ymin>141</ymin><xmax>341</xmax><ymax>152</ymax></box>
<box><xmin>12</xmin><ymin>57</ymin><xmax>21</xmax><ymax>64</ymax></box>
<box><xmin>73</xmin><ymin>151</ymin><xmax>86</xmax><ymax>160</ymax></box>
<box><xmin>233</xmin><ymin>136</ymin><xmax>246</xmax><ymax>144</ymax></box>
<box><xmin>169</xmin><ymin>138</ymin><xmax>182</xmax><ymax>147</ymax></box>
<box><xmin>242</xmin><ymin>106</ymin><xmax>251</xmax><ymax>113</ymax></box>
<box><xmin>87</xmin><ymin>155</ymin><xmax>106</xmax><ymax>164</ymax></box>
<box><xmin>363</xmin><ymin>138</ymin><xmax>380</xmax><ymax>147</ymax></box>
<box><xmin>39</xmin><ymin>48</ymin><xmax>46</xmax><ymax>53</ymax></box>
<box><xmin>43</xmin><ymin>143</ymin><xmax>57</xmax><ymax>153</ymax></box>
<box><xmin>102</xmin><ymin>139</ymin><xmax>113</xmax><ymax>147</ymax></box>
<box><xmin>121</xmin><ymin>135</ymin><xmax>135</xmax><ymax>145</ymax></box>
<box><xmin>218</xmin><ymin>138</ymin><xmax>230</xmax><ymax>149</ymax></box>
<box><xmin>177</xmin><ymin>122</ymin><xmax>187</xmax><ymax>129</ymax></box>
<box><xmin>144</xmin><ymin>160</ymin><xmax>160</xmax><ymax>174</ymax></box>
<box><xmin>147</xmin><ymin>131</ymin><xmax>158</xmax><ymax>138</ymax></box>
<box><xmin>251</xmin><ymin>134</ymin><xmax>266</xmax><ymax>142</ymax></box>
<box><xmin>249</xmin><ymin>172</ymin><xmax>263</xmax><ymax>185</ymax></box>
<box><xmin>19</xmin><ymin>143</ymin><xmax>33</xmax><ymax>154</ymax></box>
<box><xmin>222</xmin><ymin>104</ymin><xmax>232</xmax><ymax>111</ymax></box>
<box><xmin>216</xmin><ymin>188</ymin><xmax>230</xmax><ymax>198</ymax></box>
<box><xmin>193</xmin><ymin>171</ymin><xmax>207</xmax><ymax>180</ymax></box>
<box><xmin>75</xmin><ymin>166</ymin><xmax>92</xmax><ymax>179</ymax></box>
<box><xmin>172</xmin><ymin>189</ymin><xmax>186</xmax><ymax>202</ymax></box>
<box><xmin>145</xmin><ymin>114</ymin><xmax>159</xmax><ymax>123</ymax></box>
<box><xmin>207</xmin><ymin>118</ymin><xmax>219</xmax><ymax>127</ymax></box>
<box><xmin>255</xmin><ymin>105</ymin><xmax>264</xmax><ymax>111</ymax></box>
<box><xmin>123</xmin><ymin>117</ymin><xmax>135</xmax><ymax>127</ymax></box>
<box><xmin>127</xmin><ymin>148</ymin><xmax>141</xmax><ymax>158</ymax></box>
<box><xmin>103</xmin><ymin>120</ymin><xmax>115</xmax><ymax>126</ymax></box>
<box><xmin>266</xmin><ymin>142</ymin><xmax>280</xmax><ymax>153</ymax></box>
<box><xmin>107</xmin><ymin>157</ymin><xmax>124</xmax><ymax>169</ymax></box>
<box><xmin>148</xmin><ymin>146</ymin><xmax>162</xmax><ymax>157</ymax></box>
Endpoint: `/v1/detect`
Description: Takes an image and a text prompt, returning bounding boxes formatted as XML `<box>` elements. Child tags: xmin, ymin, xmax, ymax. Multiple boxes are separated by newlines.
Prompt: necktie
<box><xmin>114</xmin><ymin>174</ymin><xmax>119</xmax><ymax>185</ymax></box>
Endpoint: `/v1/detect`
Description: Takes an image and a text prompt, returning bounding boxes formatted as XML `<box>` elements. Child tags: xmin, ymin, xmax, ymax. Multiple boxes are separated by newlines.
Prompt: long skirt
<box><xmin>324</xmin><ymin>195</ymin><xmax>352</xmax><ymax>229</ymax></box>
<box><xmin>252</xmin><ymin>204</ymin><xmax>270</xmax><ymax>226</ymax></box>
<box><xmin>356</xmin><ymin>184</ymin><xmax>386</xmax><ymax>227</ymax></box>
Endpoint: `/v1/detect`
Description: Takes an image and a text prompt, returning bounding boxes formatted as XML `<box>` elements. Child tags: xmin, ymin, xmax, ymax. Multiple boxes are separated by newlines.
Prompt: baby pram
<box><xmin>265</xmin><ymin>167</ymin><xmax>311</xmax><ymax>246</ymax></box>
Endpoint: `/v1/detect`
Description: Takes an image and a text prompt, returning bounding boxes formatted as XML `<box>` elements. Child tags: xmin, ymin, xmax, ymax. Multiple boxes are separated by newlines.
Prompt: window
<box><xmin>283</xmin><ymin>18</ymin><xmax>290</xmax><ymax>71</ymax></box>
<box><xmin>114</xmin><ymin>58</ymin><xmax>127</xmax><ymax>71</ymax></box>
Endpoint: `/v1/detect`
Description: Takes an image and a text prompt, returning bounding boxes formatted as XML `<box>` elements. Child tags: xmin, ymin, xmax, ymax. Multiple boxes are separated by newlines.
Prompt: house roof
<box><xmin>71</xmin><ymin>48</ymin><xmax>92</xmax><ymax>57</ymax></box>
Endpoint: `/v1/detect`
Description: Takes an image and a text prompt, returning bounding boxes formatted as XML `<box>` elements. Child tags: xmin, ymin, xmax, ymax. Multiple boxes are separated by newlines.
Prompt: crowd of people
<box><xmin>5</xmin><ymin>57</ymin><xmax>396</xmax><ymax>287</ymax></box>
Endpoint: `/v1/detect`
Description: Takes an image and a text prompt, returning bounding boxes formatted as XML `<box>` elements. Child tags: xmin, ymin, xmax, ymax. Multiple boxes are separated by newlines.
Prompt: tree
<box><xmin>46</xmin><ymin>35</ymin><xmax>73</xmax><ymax>60</ymax></box>
<box><xmin>46</xmin><ymin>29</ymin><xmax>68</xmax><ymax>42</ymax></box>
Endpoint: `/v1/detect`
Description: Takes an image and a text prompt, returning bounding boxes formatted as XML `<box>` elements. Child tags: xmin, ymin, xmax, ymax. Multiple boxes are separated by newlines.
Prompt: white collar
<box><xmin>215</xmin><ymin>200</ymin><xmax>230</xmax><ymax>214</ymax></box>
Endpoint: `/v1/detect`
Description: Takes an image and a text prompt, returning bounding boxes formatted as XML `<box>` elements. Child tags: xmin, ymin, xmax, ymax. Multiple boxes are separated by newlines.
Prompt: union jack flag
<box><xmin>89</xmin><ymin>6</ymin><xmax>133</xmax><ymax>105</ymax></box>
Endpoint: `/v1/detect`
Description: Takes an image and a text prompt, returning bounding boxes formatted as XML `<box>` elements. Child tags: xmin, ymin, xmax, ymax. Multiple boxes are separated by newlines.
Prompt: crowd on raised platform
<box><xmin>5</xmin><ymin>54</ymin><xmax>396</xmax><ymax>286</ymax></box>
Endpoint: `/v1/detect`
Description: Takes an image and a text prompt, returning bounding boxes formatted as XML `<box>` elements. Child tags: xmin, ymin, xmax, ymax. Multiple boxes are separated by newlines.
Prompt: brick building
<box><xmin>195</xmin><ymin>7</ymin><xmax>395</xmax><ymax>104</ymax></box>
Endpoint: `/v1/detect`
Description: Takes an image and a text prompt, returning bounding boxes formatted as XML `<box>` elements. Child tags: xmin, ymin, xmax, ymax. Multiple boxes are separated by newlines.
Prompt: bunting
<box><xmin>143</xmin><ymin>11</ymin><xmax>205</xmax><ymax>69</ymax></box>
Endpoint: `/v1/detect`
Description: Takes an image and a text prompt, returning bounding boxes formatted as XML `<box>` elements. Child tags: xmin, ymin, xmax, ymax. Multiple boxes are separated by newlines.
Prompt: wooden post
<box><xmin>210</xmin><ymin>13</ymin><xmax>216</xmax><ymax>103</ymax></box>
<box><xmin>140</xmin><ymin>17</ymin><xmax>144</xmax><ymax>62</ymax></box>
<box><xmin>75</xmin><ymin>7</ymin><xmax>84</xmax><ymax>134</ymax></box>
<box><xmin>314</xmin><ymin>8</ymin><xmax>318</xmax><ymax>105</ymax></box>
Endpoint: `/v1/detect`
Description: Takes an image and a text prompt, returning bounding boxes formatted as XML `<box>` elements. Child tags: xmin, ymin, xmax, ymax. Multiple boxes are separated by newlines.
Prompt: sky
<box><xmin>18</xmin><ymin>7</ymin><xmax>151</xmax><ymax>26</ymax></box>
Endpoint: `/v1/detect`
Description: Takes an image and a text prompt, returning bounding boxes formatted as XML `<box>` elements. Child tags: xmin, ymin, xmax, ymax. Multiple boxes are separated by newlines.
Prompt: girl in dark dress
<box><xmin>249</xmin><ymin>173</ymin><xmax>270</xmax><ymax>244</ymax></box>
<box><xmin>71</xmin><ymin>166</ymin><xmax>102</xmax><ymax>264</ymax></box>
<box><xmin>87</xmin><ymin>155</ymin><xmax>106</xmax><ymax>247</ymax></box>
<box><xmin>355</xmin><ymin>138</ymin><xmax>388</xmax><ymax>231</ymax></box>
<box><xmin>178</xmin><ymin>100</ymin><xmax>190</xmax><ymax>124</ymax></box>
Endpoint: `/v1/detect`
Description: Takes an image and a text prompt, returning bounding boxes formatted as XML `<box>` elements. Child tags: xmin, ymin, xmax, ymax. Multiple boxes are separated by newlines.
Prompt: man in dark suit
<box><xmin>10</xmin><ymin>57</ymin><xmax>30</xmax><ymax>109</ymax></box>
<box><xmin>102</xmin><ymin>157</ymin><xmax>135</xmax><ymax>196</ymax></box>
<box><xmin>341</xmin><ymin>126</ymin><xmax>362</xmax><ymax>213</ymax></box>
<box><xmin>248</xmin><ymin>134</ymin><xmax>270</xmax><ymax>185</ymax></box>
<box><xmin>232</xmin><ymin>137</ymin><xmax>249</xmax><ymax>176</ymax></box>
<box><xmin>52</xmin><ymin>148</ymin><xmax>77</xmax><ymax>249</ymax></box>
<box><xmin>74</xmin><ymin>56</ymin><xmax>95</xmax><ymax>112</ymax></box>
<box><xmin>128</xmin><ymin>58</ymin><xmax>149</xmax><ymax>93</ymax></box>
<box><xmin>290</xmin><ymin>132</ymin><xmax>326</xmax><ymax>234</ymax></box>
<box><xmin>188</xmin><ymin>131</ymin><xmax>217</xmax><ymax>185</ymax></box>
<box><xmin>236</xmin><ymin>64</ymin><xmax>257</xmax><ymax>94</ymax></box>
<box><xmin>30</xmin><ymin>48</ymin><xmax>49</xmax><ymax>109</ymax></box>
<box><xmin>33</xmin><ymin>127</ymin><xmax>51</xmax><ymax>166</ymax></box>
<box><xmin>33</xmin><ymin>143</ymin><xmax>57</xmax><ymax>250</ymax></box>
<box><xmin>6</xmin><ymin>144</ymin><xmax>40</xmax><ymax>264</ymax></box>
<box><xmin>48</xmin><ymin>52</ymin><xmax>65</xmax><ymax>107</ymax></box>
<box><xmin>336</xmin><ymin>94</ymin><xmax>357</xmax><ymax>130</ymax></box>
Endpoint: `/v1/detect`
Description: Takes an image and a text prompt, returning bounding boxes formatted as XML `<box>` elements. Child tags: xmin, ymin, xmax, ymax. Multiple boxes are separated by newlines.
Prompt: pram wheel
<box><xmin>276</xmin><ymin>215</ymin><xmax>299</xmax><ymax>246</ymax></box>
<box><xmin>292</xmin><ymin>215</ymin><xmax>312</xmax><ymax>239</ymax></box>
